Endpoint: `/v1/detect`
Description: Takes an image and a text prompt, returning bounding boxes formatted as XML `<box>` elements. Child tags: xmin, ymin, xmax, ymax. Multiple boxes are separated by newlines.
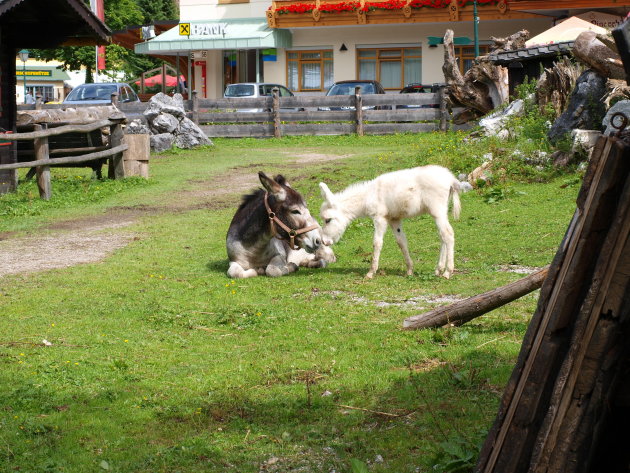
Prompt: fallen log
<box><xmin>402</xmin><ymin>266</ymin><xmax>549</xmax><ymax>330</ymax></box>
<box><xmin>573</xmin><ymin>31</ymin><xmax>625</xmax><ymax>80</ymax></box>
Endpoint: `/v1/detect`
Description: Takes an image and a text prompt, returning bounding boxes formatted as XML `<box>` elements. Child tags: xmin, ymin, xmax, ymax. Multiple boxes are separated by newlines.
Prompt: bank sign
<box><xmin>179</xmin><ymin>22</ymin><xmax>228</xmax><ymax>37</ymax></box>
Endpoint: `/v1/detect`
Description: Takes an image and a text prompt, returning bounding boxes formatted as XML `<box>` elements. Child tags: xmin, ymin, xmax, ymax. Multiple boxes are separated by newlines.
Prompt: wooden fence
<box><xmin>189</xmin><ymin>86</ymin><xmax>451</xmax><ymax>138</ymax></box>
<box><xmin>19</xmin><ymin>87</ymin><xmax>455</xmax><ymax>139</ymax></box>
<box><xmin>0</xmin><ymin>116</ymin><xmax>127</xmax><ymax>200</ymax></box>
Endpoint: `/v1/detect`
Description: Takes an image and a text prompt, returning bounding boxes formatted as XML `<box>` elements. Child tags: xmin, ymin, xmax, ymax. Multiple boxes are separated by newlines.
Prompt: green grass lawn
<box><xmin>0</xmin><ymin>133</ymin><xmax>580</xmax><ymax>473</ymax></box>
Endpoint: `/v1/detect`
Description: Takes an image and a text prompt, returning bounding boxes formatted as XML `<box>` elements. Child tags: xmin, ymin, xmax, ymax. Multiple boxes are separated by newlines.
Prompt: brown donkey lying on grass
<box><xmin>226</xmin><ymin>172</ymin><xmax>335</xmax><ymax>278</ymax></box>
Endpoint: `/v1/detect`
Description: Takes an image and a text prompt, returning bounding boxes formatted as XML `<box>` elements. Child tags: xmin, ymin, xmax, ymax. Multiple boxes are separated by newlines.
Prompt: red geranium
<box><xmin>271</xmin><ymin>0</ymin><xmax>503</xmax><ymax>15</ymax></box>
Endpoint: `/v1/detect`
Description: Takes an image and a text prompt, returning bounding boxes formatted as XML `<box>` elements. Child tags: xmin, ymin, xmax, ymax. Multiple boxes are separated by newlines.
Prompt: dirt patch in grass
<box><xmin>0</xmin><ymin>226</ymin><xmax>137</xmax><ymax>277</ymax></box>
<box><xmin>0</xmin><ymin>152</ymin><xmax>354</xmax><ymax>278</ymax></box>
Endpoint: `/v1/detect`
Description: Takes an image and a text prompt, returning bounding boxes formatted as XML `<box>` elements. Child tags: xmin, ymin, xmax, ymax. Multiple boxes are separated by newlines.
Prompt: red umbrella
<box><xmin>135</xmin><ymin>73</ymin><xmax>184</xmax><ymax>87</ymax></box>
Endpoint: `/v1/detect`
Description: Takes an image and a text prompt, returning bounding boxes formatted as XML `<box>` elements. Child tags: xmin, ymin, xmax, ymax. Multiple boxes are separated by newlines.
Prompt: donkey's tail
<box><xmin>449</xmin><ymin>180</ymin><xmax>462</xmax><ymax>220</ymax></box>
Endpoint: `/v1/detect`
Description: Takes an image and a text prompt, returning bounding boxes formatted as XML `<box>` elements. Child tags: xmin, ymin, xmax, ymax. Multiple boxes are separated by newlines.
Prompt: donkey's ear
<box><xmin>274</xmin><ymin>174</ymin><xmax>291</xmax><ymax>187</ymax></box>
<box><xmin>259</xmin><ymin>171</ymin><xmax>287</xmax><ymax>201</ymax></box>
<box><xmin>319</xmin><ymin>182</ymin><xmax>336</xmax><ymax>205</ymax></box>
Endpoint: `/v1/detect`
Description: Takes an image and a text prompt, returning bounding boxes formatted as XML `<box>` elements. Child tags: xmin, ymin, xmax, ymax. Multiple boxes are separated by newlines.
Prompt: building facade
<box><xmin>135</xmin><ymin>0</ymin><xmax>629</xmax><ymax>99</ymax></box>
<box><xmin>14</xmin><ymin>60</ymin><xmax>71</xmax><ymax>103</ymax></box>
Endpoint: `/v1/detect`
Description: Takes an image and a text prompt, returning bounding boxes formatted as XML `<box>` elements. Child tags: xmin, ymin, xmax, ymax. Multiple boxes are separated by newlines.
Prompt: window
<box><xmin>287</xmin><ymin>50</ymin><xmax>333</xmax><ymax>92</ymax></box>
<box><xmin>454</xmin><ymin>45</ymin><xmax>490</xmax><ymax>74</ymax></box>
<box><xmin>26</xmin><ymin>85</ymin><xmax>54</xmax><ymax>102</ymax></box>
<box><xmin>357</xmin><ymin>47</ymin><xmax>421</xmax><ymax>90</ymax></box>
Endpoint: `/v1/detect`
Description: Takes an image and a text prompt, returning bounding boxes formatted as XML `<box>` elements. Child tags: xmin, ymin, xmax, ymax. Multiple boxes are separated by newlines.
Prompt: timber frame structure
<box><xmin>266</xmin><ymin>0</ymin><xmax>629</xmax><ymax>28</ymax></box>
<box><xmin>0</xmin><ymin>0</ymin><xmax>110</xmax><ymax>195</ymax></box>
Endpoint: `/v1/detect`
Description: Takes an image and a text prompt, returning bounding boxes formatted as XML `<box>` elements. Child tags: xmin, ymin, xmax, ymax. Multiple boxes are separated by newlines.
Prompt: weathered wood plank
<box><xmin>403</xmin><ymin>266</ymin><xmax>548</xmax><ymax>330</ymax></box>
<box><xmin>0</xmin><ymin>144</ymin><xmax>129</xmax><ymax>170</ymax></box>
<box><xmin>199</xmin><ymin>124</ymin><xmax>275</xmax><ymax>138</ymax></box>
<box><xmin>363</xmin><ymin>123</ymin><xmax>439</xmax><ymax>134</ymax></box>
<box><xmin>109</xmin><ymin>122</ymin><xmax>125</xmax><ymax>179</ymax></box>
<box><xmin>33</xmin><ymin>124</ymin><xmax>51</xmax><ymax>200</ymax></box>
<box><xmin>477</xmin><ymin>135</ymin><xmax>630</xmax><ymax>473</ymax></box>
<box><xmin>3</xmin><ymin>119</ymin><xmax>114</xmax><ymax>140</ymax></box>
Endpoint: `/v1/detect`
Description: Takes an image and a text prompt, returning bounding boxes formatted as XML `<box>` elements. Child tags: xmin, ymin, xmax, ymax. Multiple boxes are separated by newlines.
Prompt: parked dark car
<box><xmin>318</xmin><ymin>80</ymin><xmax>387</xmax><ymax>111</ymax></box>
<box><xmin>397</xmin><ymin>83</ymin><xmax>443</xmax><ymax>109</ymax></box>
<box><xmin>63</xmin><ymin>82</ymin><xmax>140</xmax><ymax>105</ymax></box>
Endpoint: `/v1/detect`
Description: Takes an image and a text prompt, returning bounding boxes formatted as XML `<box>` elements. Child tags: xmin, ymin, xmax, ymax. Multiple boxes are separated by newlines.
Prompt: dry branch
<box><xmin>403</xmin><ymin>266</ymin><xmax>549</xmax><ymax>330</ymax></box>
<box><xmin>442</xmin><ymin>29</ymin><xmax>524</xmax><ymax>121</ymax></box>
<box><xmin>536</xmin><ymin>57</ymin><xmax>584</xmax><ymax>119</ymax></box>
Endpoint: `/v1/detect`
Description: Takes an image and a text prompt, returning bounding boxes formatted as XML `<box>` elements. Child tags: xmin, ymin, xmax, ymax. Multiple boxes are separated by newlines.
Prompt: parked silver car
<box><xmin>223</xmin><ymin>82</ymin><xmax>298</xmax><ymax>112</ymax></box>
<box><xmin>63</xmin><ymin>82</ymin><xmax>140</xmax><ymax>105</ymax></box>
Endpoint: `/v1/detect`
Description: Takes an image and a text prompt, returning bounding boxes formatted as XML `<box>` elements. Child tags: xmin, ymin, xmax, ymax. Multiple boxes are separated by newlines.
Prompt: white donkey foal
<box><xmin>319</xmin><ymin>165</ymin><xmax>461</xmax><ymax>279</ymax></box>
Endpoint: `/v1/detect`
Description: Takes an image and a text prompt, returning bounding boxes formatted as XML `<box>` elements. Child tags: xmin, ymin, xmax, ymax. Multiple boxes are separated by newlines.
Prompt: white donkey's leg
<box><xmin>389</xmin><ymin>220</ymin><xmax>413</xmax><ymax>276</ymax></box>
<box><xmin>367</xmin><ymin>217</ymin><xmax>388</xmax><ymax>279</ymax></box>
<box><xmin>228</xmin><ymin>261</ymin><xmax>258</xmax><ymax>279</ymax></box>
<box><xmin>434</xmin><ymin>216</ymin><xmax>455</xmax><ymax>279</ymax></box>
<box><xmin>265</xmin><ymin>255</ymin><xmax>299</xmax><ymax>277</ymax></box>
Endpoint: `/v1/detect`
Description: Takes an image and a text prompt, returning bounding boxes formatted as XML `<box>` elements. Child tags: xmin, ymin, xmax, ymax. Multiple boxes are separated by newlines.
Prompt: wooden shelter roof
<box><xmin>0</xmin><ymin>0</ymin><xmax>110</xmax><ymax>48</ymax></box>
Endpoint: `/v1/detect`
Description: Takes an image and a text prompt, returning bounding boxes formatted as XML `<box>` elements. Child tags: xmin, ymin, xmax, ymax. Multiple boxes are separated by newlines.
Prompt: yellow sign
<box><xmin>179</xmin><ymin>23</ymin><xmax>190</xmax><ymax>35</ymax></box>
<box><xmin>16</xmin><ymin>70</ymin><xmax>52</xmax><ymax>77</ymax></box>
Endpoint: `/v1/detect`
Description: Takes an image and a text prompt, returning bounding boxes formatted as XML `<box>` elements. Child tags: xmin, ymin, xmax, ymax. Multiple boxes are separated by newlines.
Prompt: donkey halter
<box><xmin>264</xmin><ymin>192</ymin><xmax>319</xmax><ymax>250</ymax></box>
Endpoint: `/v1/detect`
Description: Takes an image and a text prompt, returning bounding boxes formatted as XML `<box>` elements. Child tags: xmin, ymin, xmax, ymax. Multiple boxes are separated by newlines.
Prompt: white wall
<box><xmin>180</xmin><ymin>0</ymin><xmax>557</xmax><ymax>97</ymax></box>
<box><xmin>180</xmin><ymin>0</ymin><xmax>271</xmax><ymax>20</ymax></box>
<box><xmin>268</xmin><ymin>17</ymin><xmax>551</xmax><ymax>87</ymax></box>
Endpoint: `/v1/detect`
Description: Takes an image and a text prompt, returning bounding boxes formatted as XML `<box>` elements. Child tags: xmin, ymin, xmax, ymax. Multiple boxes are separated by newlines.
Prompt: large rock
<box><xmin>151</xmin><ymin>113</ymin><xmax>179</xmax><ymax>134</ymax></box>
<box><xmin>479</xmin><ymin>99</ymin><xmax>525</xmax><ymax>138</ymax></box>
<box><xmin>174</xmin><ymin>117</ymin><xmax>212</xmax><ymax>148</ymax></box>
<box><xmin>145</xmin><ymin>92</ymin><xmax>186</xmax><ymax>119</ymax></box>
<box><xmin>602</xmin><ymin>100</ymin><xmax>630</xmax><ymax>136</ymax></box>
<box><xmin>150</xmin><ymin>133</ymin><xmax>175</xmax><ymax>153</ymax></box>
<box><xmin>547</xmin><ymin>70</ymin><xmax>607</xmax><ymax>144</ymax></box>
<box><xmin>143</xmin><ymin>92</ymin><xmax>212</xmax><ymax>151</ymax></box>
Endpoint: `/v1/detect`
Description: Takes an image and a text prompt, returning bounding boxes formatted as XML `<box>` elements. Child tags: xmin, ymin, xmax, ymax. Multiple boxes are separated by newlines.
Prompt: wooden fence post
<box><xmin>109</xmin><ymin>118</ymin><xmax>126</xmax><ymax>179</ymax></box>
<box><xmin>438</xmin><ymin>85</ymin><xmax>449</xmax><ymax>132</ymax></box>
<box><xmin>272</xmin><ymin>88</ymin><xmax>282</xmax><ymax>139</ymax></box>
<box><xmin>355</xmin><ymin>86</ymin><xmax>364</xmax><ymax>136</ymax></box>
<box><xmin>33</xmin><ymin>123</ymin><xmax>51</xmax><ymax>200</ymax></box>
<box><xmin>192</xmin><ymin>90</ymin><xmax>199</xmax><ymax>125</ymax></box>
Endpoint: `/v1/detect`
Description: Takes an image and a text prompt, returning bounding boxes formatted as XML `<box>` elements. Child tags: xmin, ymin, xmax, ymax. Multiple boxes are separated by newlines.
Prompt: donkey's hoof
<box><xmin>365</xmin><ymin>272</ymin><xmax>374</xmax><ymax>279</ymax></box>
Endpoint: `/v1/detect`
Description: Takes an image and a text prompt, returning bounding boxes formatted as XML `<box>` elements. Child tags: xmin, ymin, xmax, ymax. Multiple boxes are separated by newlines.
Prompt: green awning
<box><xmin>15</xmin><ymin>66</ymin><xmax>70</xmax><ymax>81</ymax></box>
<box><xmin>427</xmin><ymin>36</ymin><xmax>472</xmax><ymax>46</ymax></box>
<box><xmin>135</xmin><ymin>19</ymin><xmax>292</xmax><ymax>55</ymax></box>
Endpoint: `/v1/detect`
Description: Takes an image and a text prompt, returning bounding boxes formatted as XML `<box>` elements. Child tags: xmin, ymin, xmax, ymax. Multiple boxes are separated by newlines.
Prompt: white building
<box><xmin>135</xmin><ymin>0</ymin><xmax>628</xmax><ymax>99</ymax></box>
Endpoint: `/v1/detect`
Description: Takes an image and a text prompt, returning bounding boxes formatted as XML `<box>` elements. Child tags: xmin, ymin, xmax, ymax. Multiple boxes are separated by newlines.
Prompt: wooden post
<box><xmin>161</xmin><ymin>63</ymin><xmax>167</xmax><ymax>94</ymax></box>
<box><xmin>438</xmin><ymin>85</ymin><xmax>449</xmax><ymax>132</ymax></box>
<box><xmin>111</xmin><ymin>92</ymin><xmax>119</xmax><ymax>107</ymax></box>
<box><xmin>403</xmin><ymin>266</ymin><xmax>548</xmax><ymax>330</ymax></box>
<box><xmin>35</xmin><ymin>96</ymin><xmax>43</xmax><ymax>110</ymax></box>
<box><xmin>109</xmin><ymin>119</ymin><xmax>125</xmax><ymax>179</ymax></box>
<box><xmin>272</xmin><ymin>87</ymin><xmax>281</xmax><ymax>139</ymax></box>
<box><xmin>192</xmin><ymin>90</ymin><xmax>199</xmax><ymax>125</ymax></box>
<box><xmin>122</xmin><ymin>134</ymin><xmax>150</xmax><ymax>178</ymax></box>
<box><xmin>355</xmin><ymin>86</ymin><xmax>364</xmax><ymax>136</ymax></box>
<box><xmin>33</xmin><ymin>123</ymin><xmax>51</xmax><ymax>200</ymax></box>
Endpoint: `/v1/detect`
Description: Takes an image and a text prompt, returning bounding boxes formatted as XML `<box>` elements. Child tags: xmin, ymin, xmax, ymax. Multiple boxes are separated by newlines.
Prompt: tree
<box><xmin>31</xmin><ymin>0</ymin><xmax>178</xmax><ymax>82</ymax></box>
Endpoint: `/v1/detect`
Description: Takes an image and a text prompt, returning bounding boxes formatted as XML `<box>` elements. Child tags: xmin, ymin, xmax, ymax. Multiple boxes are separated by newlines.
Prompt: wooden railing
<box><xmin>0</xmin><ymin>117</ymin><xmax>127</xmax><ymax>200</ymax></box>
<box><xmin>189</xmin><ymin>86</ymin><xmax>453</xmax><ymax>138</ymax></box>
<box><xmin>15</xmin><ymin>87</ymin><xmax>459</xmax><ymax>140</ymax></box>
